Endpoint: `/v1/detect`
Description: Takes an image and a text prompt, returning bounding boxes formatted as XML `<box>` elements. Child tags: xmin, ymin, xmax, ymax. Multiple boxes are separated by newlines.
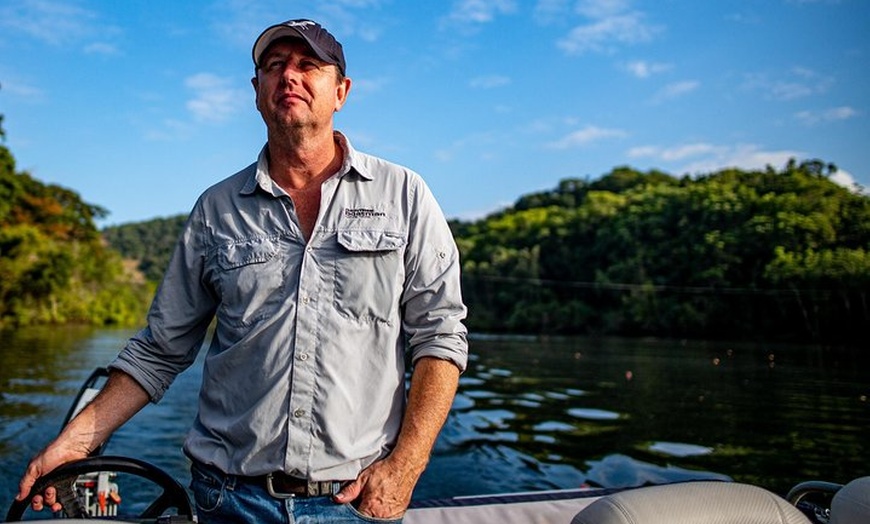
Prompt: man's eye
<box><xmin>264</xmin><ymin>59</ymin><xmax>285</xmax><ymax>72</ymax></box>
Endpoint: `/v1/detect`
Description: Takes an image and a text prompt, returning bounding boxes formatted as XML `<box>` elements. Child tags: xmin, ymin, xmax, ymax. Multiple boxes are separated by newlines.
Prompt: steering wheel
<box><xmin>5</xmin><ymin>456</ymin><xmax>194</xmax><ymax>522</ymax></box>
<box><xmin>786</xmin><ymin>480</ymin><xmax>843</xmax><ymax>524</ymax></box>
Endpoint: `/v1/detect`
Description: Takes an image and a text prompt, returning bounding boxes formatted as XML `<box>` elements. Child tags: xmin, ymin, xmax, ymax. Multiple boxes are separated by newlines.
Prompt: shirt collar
<box><xmin>241</xmin><ymin>131</ymin><xmax>372</xmax><ymax>196</ymax></box>
<box><xmin>334</xmin><ymin>132</ymin><xmax>373</xmax><ymax>181</ymax></box>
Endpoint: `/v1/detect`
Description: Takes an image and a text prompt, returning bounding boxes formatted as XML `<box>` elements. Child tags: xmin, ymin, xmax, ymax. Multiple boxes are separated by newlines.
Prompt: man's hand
<box><xmin>17</xmin><ymin>442</ymin><xmax>90</xmax><ymax>512</ymax></box>
<box><xmin>16</xmin><ymin>370</ymin><xmax>150</xmax><ymax>512</ymax></box>
<box><xmin>334</xmin><ymin>456</ymin><xmax>414</xmax><ymax>519</ymax></box>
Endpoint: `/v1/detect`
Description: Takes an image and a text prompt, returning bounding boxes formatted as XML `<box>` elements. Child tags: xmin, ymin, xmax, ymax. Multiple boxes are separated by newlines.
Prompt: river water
<box><xmin>0</xmin><ymin>326</ymin><xmax>867</xmax><ymax>509</ymax></box>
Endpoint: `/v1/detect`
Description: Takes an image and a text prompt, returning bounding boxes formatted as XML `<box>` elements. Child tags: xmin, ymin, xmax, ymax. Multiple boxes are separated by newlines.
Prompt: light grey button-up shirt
<box><xmin>110</xmin><ymin>133</ymin><xmax>468</xmax><ymax>481</ymax></box>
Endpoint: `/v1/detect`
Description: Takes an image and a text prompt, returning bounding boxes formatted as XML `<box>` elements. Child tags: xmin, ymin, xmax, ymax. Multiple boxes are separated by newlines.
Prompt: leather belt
<box><xmin>256</xmin><ymin>472</ymin><xmax>344</xmax><ymax>498</ymax></box>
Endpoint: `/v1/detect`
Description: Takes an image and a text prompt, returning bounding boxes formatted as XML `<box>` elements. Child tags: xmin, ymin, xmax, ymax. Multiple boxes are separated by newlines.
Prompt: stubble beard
<box><xmin>267</xmin><ymin>110</ymin><xmax>320</xmax><ymax>148</ymax></box>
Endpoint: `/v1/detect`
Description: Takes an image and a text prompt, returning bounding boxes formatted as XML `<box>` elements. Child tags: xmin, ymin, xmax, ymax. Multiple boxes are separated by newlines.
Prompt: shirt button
<box><xmin>298</xmin><ymin>353</ymin><xmax>309</xmax><ymax>361</ymax></box>
<box><xmin>294</xmin><ymin>409</ymin><xmax>305</xmax><ymax>418</ymax></box>
<box><xmin>302</xmin><ymin>295</ymin><xmax>310</xmax><ymax>304</ymax></box>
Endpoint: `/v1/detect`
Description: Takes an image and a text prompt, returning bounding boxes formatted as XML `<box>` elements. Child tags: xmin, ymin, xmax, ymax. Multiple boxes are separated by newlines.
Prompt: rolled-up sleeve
<box><xmin>110</xmin><ymin>203</ymin><xmax>217</xmax><ymax>402</ymax></box>
<box><xmin>401</xmin><ymin>177</ymin><xmax>468</xmax><ymax>372</ymax></box>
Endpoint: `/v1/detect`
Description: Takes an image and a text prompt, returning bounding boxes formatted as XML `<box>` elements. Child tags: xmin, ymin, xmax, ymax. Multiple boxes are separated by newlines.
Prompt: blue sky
<box><xmin>1</xmin><ymin>0</ymin><xmax>867</xmax><ymax>226</ymax></box>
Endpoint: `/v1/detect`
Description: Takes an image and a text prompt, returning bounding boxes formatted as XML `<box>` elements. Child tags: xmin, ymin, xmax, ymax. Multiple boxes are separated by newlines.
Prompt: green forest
<box><xmin>2</xmin><ymin>115</ymin><xmax>869</xmax><ymax>343</ymax></box>
<box><xmin>0</xmin><ymin>116</ymin><xmax>153</xmax><ymax>327</ymax></box>
<box><xmin>454</xmin><ymin>162</ymin><xmax>869</xmax><ymax>344</ymax></box>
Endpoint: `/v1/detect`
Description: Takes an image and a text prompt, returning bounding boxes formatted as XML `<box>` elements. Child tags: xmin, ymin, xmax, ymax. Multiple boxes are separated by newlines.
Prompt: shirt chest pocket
<box><xmin>334</xmin><ymin>229</ymin><xmax>406</xmax><ymax>324</ymax></box>
<box><xmin>216</xmin><ymin>237</ymin><xmax>286</xmax><ymax>328</ymax></box>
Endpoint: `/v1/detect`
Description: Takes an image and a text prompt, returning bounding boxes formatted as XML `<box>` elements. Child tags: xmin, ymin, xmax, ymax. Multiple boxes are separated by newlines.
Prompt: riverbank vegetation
<box><xmin>0</xmin><ymin>117</ymin><xmax>152</xmax><ymax>328</ymax></box>
<box><xmin>2</xmin><ymin>115</ymin><xmax>868</xmax><ymax>343</ymax></box>
<box><xmin>455</xmin><ymin>162</ymin><xmax>869</xmax><ymax>343</ymax></box>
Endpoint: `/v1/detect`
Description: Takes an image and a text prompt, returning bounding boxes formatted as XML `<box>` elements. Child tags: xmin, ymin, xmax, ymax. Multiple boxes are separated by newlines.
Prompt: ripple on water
<box><xmin>647</xmin><ymin>441</ymin><xmax>714</xmax><ymax>457</ymax></box>
<box><xmin>567</xmin><ymin>407</ymin><xmax>621</xmax><ymax>421</ymax></box>
<box><xmin>533</xmin><ymin>421</ymin><xmax>575</xmax><ymax>432</ymax></box>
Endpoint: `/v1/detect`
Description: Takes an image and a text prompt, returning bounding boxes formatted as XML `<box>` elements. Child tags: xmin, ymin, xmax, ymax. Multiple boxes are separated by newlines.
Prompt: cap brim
<box><xmin>253</xmin><ymin>25</ymin><xmax>331</xmax><ymax>68</ymax></box>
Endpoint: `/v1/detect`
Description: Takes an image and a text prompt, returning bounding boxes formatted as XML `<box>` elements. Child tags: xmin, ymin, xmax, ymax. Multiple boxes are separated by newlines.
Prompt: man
<box><xmin>18</xmin><ymin>18</ymin><xmax>468</xmax><ymax>523</ymax></box>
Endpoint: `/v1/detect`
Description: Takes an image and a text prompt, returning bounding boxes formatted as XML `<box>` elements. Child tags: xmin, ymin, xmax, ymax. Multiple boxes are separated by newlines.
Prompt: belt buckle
<box><xmin>266</xmin><ymin>473</ymin><xmax>295</xmax><ymax>499</ymax></box>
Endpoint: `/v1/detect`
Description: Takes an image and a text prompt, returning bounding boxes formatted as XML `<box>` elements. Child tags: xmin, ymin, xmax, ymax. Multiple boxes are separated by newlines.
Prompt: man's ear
<box><xmin>335</xmin><ymin>76</ymin><xmax>352</xmax><ymax>112</ymax></box>
<box><xmin>251</xmin><ymin>76</ymin><xmax>260</xmax><ymax>109</ymax></box>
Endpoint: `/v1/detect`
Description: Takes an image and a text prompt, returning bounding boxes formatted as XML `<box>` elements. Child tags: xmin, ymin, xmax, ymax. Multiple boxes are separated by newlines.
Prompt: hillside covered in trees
<box><xmin>2</xmin><ymin>111</ymin><xmax>868</xmax><ymax>344</ymax></box>
<box><xmin>455</xmin><ymin>161</ymin><xmax>869</xmax><ymax>344</ymax></box>
<box><xmin>103</xmin><ymin>215</ymin><xmax>187</xmax><ymax>284</ymax></box>
<box><xmin>0</xmin><ymin>117</ymin><xmax>152</xmax><ymax>328</ymax></box>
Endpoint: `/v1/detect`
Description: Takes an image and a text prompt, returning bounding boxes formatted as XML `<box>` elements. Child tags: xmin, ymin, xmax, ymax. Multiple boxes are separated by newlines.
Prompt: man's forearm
<box><xmin>58</xmin><ymin>369</ymin><xmax>151</xmax><ymax>456</ymax></box>
<box><xmin>390</xmin><ymin>357</ymin><xmax>460</xmax><ymax>480</ymax></box>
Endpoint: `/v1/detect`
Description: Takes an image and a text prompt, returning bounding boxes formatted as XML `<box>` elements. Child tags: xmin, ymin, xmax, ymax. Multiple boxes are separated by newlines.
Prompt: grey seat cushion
<box><xmin>571</xmin><ymin>481</ymin><xmax>810</xmax><ymax>524</ymax></box>
<box><xmin>830</xmin><ymin>477</ymin><xmax>870</xmax><ymax>524</ymax></box>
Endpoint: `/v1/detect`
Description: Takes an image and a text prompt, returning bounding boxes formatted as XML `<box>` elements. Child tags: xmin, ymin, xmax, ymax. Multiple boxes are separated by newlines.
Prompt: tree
<box><xmin>454</xmin><ymin>160</ymin><xmax>869</xmax><ymax>343</ymax></box>
<box><xmin>0</xmin><ymin>114</ymin><xmax>150</xmax><ymax>327</ymax></box>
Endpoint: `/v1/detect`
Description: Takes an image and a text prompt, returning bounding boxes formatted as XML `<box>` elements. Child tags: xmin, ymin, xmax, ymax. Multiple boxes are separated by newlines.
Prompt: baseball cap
<box><xmin>252</xmin><ymin>19</ymin><xmax>346</xmax><ymax>76</ymax></box>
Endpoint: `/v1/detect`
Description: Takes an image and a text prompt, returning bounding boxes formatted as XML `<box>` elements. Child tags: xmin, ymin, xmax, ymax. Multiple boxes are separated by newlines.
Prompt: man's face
<box><xmin>252</xmin><ymin>39</ymin><xmax>351</xmax><ymax>135</ymax></box>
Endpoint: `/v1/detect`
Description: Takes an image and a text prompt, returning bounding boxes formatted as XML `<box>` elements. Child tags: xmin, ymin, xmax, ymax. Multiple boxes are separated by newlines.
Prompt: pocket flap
<box><xmin>218</xmin><ymin>237</ymin><xmax>279</xmax><ymax>269</ymax></box>
<box><xmin>337</xmin><ymin>229</ymin><xmax>406</xmax><ymax>252</ymax></box>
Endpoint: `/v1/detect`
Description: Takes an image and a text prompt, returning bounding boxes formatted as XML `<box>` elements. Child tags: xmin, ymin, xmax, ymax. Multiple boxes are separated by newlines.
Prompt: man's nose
<box><xmin>279</xmin><ymin>61</ymin><xmax>305</xmax><ymax>83</ymax></box>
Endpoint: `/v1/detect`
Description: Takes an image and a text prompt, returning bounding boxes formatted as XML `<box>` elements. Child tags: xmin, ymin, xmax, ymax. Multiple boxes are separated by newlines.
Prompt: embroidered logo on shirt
<box><xmin>344</xmin><ymin>208</ymin><xmax>386</xmax><ymax>219</ymax></box>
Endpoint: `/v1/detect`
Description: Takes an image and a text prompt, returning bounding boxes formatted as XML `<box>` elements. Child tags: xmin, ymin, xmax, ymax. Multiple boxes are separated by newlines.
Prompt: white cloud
<box><xmin>652</xmin><ymin>80</ymin><xmax>700</xmax><ymax>103</ymax></box>
<box><xmin>351</xmin><ymin>77</ymin><xmax>391</xmax><ymax>97</ymax></box>
<box><xmin>795</xmin><ymin>106</ymin><xmax>858</xmax><ymax>125</ymax></box>
<box><xmin>558</xmin><ymin>12</ymin><xmax>660</xmax><ymax>55</ymax></box>
<box><xmin>84</xmin><ymin>42</ymin><xmax>120</xmax><ymax>56</ymax></box>
<box><xmin>0</xmin><ymin>75</ymin><xmax>45</xmax><ymax>100</ymax></box>
<box><xmin>443</xmin><ymin>0</ymin><xmax>517</xmax><ymax>26</ymax></box>
<box><xmin>633</xmin><ymin>142</ymin><xmax>807</xmax><ymax>176</ymax></box>
<box><xmin>184</xmin><ymin>73</ymin><xmax>248</xmax><ymax>123</ymax></box>
<box><xmin>830</xmin><ymin>168</ymin><xmax>858</xmax><ymax>191</ymax></box>
<box><xmin>144</xmin><ymin>119</ymin><xmax>193</xmax><ymax>142</ymax></box>
<box><xmin>629</xmin><ymin>143</ymin><xmax>722</xmax><ymax>162</ymax></box>
<box><xmin>684</xmin><ymin>147</ymin><xmax>805</xmax><ymax>175</ymax></box>
<box><xmin>771</xmin><ymin>82</ymin><xmax>815</xmax><ymax>100</ymax></box>
<box><xmin>576</xmin><ymin>0</ymin><xmax>632</xmax><ymax>19</ymax></box>
<box><xmin>547</xmin><ymin>125</ymin><xmax>628</xmax><ymax>149</ymax></box>
<box><xmin>343</xmin><ymin>128</ymin><xmax>378</xmax><ymax>150</ymax></box>
<box><xmin>434</xmin><ymin>131</ymin><xmax>499</xmax><ymax>163</ymax></box>
<box><xmin>0</xmin><ymin>0</ymin><xmax>96</xmax><ymax>45</ymax></box>
<box><xmin>626</xmin><ymin>145</ymin><xmax>659</xmax><ymax>158</ymax></box>
<box><xmin>742</xmin><ymin>68</ymin><xmax>833</xmax><ymax>101</ymax></box>
<box><xmin>533</xmin><ymin>0</ymin><xmax>571</xmax><ymax>23</ymax></box>
<box><xmin>332</xmin><ymin>0</ymin><xmax>387</xmax><ymax>6</ymax></box>
<box><xmin>623</xmin><ymin>60</ymin><xmax>671</xmax><ymax>78</ymax></box>
<box><xmin>469</xmin><ymin>75</ymin><xmax>511</xmax><ymax>89</ymax></box>
<box><xmin>726</xmin><ymin>11</ymin><xmax>762</xmax><ymax>25</ymax></box>
<box><xmin>556</xmin><ymin>1</ymin><xmax>662</xmax><ymax>55</ymax></box>
<box><xmin>0</xmin><ymin>0</ymin><xmax>122</xmax><ymax>53</ymax></box>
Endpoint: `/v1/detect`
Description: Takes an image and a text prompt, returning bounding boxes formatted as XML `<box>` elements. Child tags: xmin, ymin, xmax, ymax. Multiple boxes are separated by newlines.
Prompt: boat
<box><xmin>5</xmin><ymin>368</ymin><xmax>868</xmax><ymax>523</ymax></box>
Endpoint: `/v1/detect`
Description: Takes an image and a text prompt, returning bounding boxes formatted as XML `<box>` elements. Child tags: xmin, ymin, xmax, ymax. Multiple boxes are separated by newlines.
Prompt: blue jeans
<box><xmin>190</xmin><ymin>462</ymin><xmax>403</xmax><ymax>524</ymax></box>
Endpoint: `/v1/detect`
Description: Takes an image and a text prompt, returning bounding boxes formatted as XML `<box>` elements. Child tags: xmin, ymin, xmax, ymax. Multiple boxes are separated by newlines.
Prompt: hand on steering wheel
<box><xmin>6</xmin><ymin>456</ymin><xmax>194</xmax><ymax>522</ymax></box>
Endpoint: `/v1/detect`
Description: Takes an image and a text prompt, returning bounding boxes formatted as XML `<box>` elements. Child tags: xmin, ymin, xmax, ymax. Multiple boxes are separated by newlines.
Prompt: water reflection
<box><xmin>435</xmin><ymin>335</ymin><xmax>870</xmax><ymax>497</ymax></box>
<box><xmin>566</xmin><ymin>408</ymin><xmax>621</xmax><ymax>421</ymax></box>
<box><xmin>0</xmin><ymin>328</ymin><xmax>868</xmax><ymax>505</ymax></box>
<box><xmin>647</xmin><ymin>442</ymin><xmax>714</xmax><ymax>457</ymax></box>
<box><xmin>584</xmin><ymin>454</ymin><xmax>729</xmax><ymax>488</ymax></box>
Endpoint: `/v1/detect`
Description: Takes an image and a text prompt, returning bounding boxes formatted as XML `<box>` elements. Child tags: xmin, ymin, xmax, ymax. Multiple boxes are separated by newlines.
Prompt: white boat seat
<box><xmin>830</xmin><ymin>476</ymin><xmax>870</xmax><ymax>524</ymax></box>
<box><xmin>570</xmin><ymin>481</ymin><xmax>811</xmax><ymax>524</ymax></box>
